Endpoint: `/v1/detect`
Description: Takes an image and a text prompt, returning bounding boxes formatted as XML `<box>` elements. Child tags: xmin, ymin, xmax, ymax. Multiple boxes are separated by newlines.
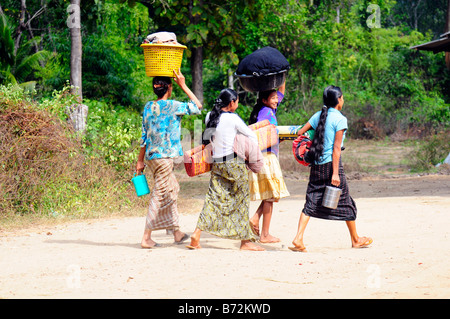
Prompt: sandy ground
<box><xmin>0</xmin><ymin>175</ymin><xmax>449</xmax><ymax>299</ymax></box>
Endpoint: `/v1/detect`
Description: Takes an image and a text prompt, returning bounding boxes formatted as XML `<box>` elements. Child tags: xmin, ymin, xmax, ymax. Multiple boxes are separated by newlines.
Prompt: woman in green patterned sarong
<box><xmin>186</xmin><ymin>89</ymin><xmax>264</xmax><ymax>251</ymax></box>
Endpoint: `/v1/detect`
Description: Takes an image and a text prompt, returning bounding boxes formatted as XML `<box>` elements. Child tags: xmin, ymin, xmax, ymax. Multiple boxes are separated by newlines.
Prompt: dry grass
<box><xmin>276</xmin><ymin>138</ymin><xmax>415</xmax><ymax>178</ymax></box>
<box><xmin>0</xmin><ymin>91</ymin><xmax>145</xmax><ymax>231</ymax></box>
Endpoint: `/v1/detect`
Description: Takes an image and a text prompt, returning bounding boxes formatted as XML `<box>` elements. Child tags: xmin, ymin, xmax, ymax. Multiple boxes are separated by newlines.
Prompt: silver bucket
<box><xmin>322</xmin><ymin>186</ymin><xmax>342</xmax><ymax>209</ymax></box>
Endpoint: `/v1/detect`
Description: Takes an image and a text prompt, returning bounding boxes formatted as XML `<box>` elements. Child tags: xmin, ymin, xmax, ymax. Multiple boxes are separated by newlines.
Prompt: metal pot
<box><xmin>322</xmin><ymin>186</ymin><xmax>342</xmax><ymax>209</ymax></box>
<box><xmin>235</xmin><ymin>69</ymin><xmax>288</xmax><ymax>92</ymax></box>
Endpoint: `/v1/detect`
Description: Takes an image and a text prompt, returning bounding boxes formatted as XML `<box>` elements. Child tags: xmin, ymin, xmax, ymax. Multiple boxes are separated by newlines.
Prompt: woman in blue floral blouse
<box><xmin>136</xmin><ymin>69</ymin><xmax>202</xmax><ymax>248</ymax></box>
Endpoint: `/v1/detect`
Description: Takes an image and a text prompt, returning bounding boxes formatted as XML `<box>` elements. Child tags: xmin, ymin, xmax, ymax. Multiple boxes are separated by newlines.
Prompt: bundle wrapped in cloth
<box><xmin>142</xmin><ymin>31</ymin><xmax>179</xmax><ymax>44</ymax></box>
<box><xmin>233</xmin><ymin>134</ymin><xmax>264</xmax><ymax>173</ymax></box>
<box><xmin>236</xmin><ymin>47</ymin><xmax>290</xmax><ymax>77</ymax></box>
<box><xmin>291</xmin><ymin>125</ymin><xmax>316</xmax><ymax>167</ymax></box>
<box><xmin>235</xmin><ymin>46</ymin><xmax>290</xmax><ymax>92</ymax></box>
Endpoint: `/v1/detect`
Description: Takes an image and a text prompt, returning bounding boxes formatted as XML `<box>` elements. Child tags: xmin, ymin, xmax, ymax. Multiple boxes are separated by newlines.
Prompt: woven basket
<box><xmin>249</xmin><ymin>120</ymin><xmax>279</xmax><ymax>151</ymax></box>
<box><xmin>140</xmin><ymin>43</ymin><xmax>187</xmax><ymax>77</ymax></box>
<box><xmin>184</xmin><ymin>144</ymin><xmax>213</xmax><ymax>177</ymax></box>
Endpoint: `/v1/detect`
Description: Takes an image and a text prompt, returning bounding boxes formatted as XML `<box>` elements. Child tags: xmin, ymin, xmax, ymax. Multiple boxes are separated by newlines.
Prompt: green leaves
<box><xmin>0</xmin><ymin>13</ymin><xmax>52</xmax><ymax>86</ymax></box>
<box><xmin>0</xmin><ymin>14</ymin><xmax>15</xmax><ymax>69</ymax></box>
<box><xmin>186</xmin><ymin>24</ymin><xmax>209</xmax><ymax>45</ymax></box>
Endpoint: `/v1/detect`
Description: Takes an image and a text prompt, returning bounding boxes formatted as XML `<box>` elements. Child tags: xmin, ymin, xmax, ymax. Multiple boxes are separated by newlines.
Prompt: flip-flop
<box><xmin>353</xmin><ymin>237</ymin><xmax>373</xmax><ymax>248</ymax></box>
<box><xmin>141</xmin><ymin>243</ymin><xmax>161</xmax><ymax>249</ymax></box>
<box><xmin>288</xmin><ymin>245</ymin><xmax>307</xmax><ymax>252</ymax></box>
<box><xmin>175</xmin><ymin>233</ymin><xmax>189</xmax><ymax>244</ymax></box>
<box><xmin>186</xmin><ymin>244</ymin><xmax>201</xmax><ymax>250</ymax></box>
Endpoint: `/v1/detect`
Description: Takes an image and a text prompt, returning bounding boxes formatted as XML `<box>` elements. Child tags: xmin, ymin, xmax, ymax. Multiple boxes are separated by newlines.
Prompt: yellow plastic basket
<box><xmin>141</xmin><ymin>43</ymin><xmax>187</xmax><ymax>77</ymax></box>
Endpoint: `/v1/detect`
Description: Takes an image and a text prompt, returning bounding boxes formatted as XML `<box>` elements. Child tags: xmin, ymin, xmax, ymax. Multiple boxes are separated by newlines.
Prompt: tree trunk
<box><xmin>190</xmin><ymin>46</ymin><xmax>204</xmax><ymax>104</ymax></box>
<box><xmin>412</xmin><ymin>0</ymin><xmax>423</xmax><ymax>31</ymax></box>
<box><xmin>69</xmin><ymin>0</ymin><xmax>82</xmax><ymax>100</ymax></box>
<box><xmin>446</xmin><ymin>0</ymin><xmax>450</xmax><ymax>69</ymax></box>
<box><xmin>446</xmin><ymin>0</ymin><xmax>450</xmax><ymax>33</ymax></box>
<box><xmin>14</xmin><ymin>0</ymin><xmax>27</xmax><ymax>56</ymax></box>
<box><xmin>227</xmin><ymin>69</ymin><xmax>234</xmax><ymax>89</ymax></box>
<box><xmin>188</xmin><ymin>0</ymin><xmax>204</xmax><ymax>104</ymax></box>
<box><xmin>68</xmin><ymin>0</ymin><xmax>87</xmax><ymax>133</ymax></box>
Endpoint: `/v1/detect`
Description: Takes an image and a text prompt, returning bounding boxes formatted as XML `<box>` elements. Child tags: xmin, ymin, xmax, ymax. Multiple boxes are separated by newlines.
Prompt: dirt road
<box><xmin>1</xmin><ymin>175</ymin><xmax>449</xmax><ymax>299</ymax></box>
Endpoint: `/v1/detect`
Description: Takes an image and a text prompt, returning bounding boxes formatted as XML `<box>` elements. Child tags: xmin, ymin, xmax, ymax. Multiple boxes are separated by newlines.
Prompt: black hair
<box><xmin>152</xmin><ymin>76</ymin><xmax>172</xmax><ymax>98</ymax></box>
<box><xmin>305</xmin><ymin>85</ymin><xmax>343</xmax><ymax>164</ymax></box>
<box><xmin>202</xmin><ymin>88</ymin><xmax>239</xmax><ymax>145</ymax></box>
<box><xmin>248</xmin><ymin>89</ymin><xmax>277</xmax><ymax>125</ymax></box>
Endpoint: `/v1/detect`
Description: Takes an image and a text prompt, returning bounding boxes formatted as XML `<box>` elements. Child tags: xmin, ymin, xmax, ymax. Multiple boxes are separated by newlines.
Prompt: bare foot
<box><xmin>240</xmin><ymin>240</ymin><xmax>265</xmax><ymax>251</ymax></box>
<box><xmin>259</xmin><ymin>234</ymin><xmax>280</xmax><ymax>243</ymax></box>
<box><xmin>249</xmin><ymin>219</ymin><xmax>260</xmax><ymax>236</ymax></box>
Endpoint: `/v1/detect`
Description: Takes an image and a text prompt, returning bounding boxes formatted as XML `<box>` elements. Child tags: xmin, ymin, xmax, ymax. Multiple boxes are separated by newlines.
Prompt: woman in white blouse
<box><xmin>186</xmin><ymin>89</ymin><xmax>265</xmax><ymax>251</ymax></box>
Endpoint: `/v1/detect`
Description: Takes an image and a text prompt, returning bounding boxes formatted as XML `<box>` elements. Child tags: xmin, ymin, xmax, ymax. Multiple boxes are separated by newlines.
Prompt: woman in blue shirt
<box><xmin>136</xmin><ymin>69</ymin><xmax>202</xmax><ymax>249</ymax></box>
<box><xmin>289</xmin><ymin>86</ymin><xmax>372</xmax><ymax>252</ymax></box>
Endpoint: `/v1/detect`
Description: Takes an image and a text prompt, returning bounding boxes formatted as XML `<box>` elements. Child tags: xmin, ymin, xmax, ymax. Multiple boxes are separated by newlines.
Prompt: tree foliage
<box><xmin>0</xmin><ymin>0</ymin><xmax>448</xmax><ymax>136</ymax></box>
<box><xmin>0</xmin><ymin>13</ymin><xmax>52</xmax><ymax>89</ymax></box>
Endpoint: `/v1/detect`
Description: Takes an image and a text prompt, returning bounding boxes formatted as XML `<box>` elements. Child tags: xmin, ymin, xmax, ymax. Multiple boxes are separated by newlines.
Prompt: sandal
<box><xmin>288</xmin><ymin>245</ymin><xmax>307</xmax><ymax>252</ymax></box>
<box><xmin>186</xmin><ymin>244</ymin><xmax>201</xmax><ymax>250</ymax></box>
<box><xmin>175</xmin><ymin>233</ymin><xmax>189</xmax><ymax>244</ymax></box>
<box><xmin>186</xmin><ymin>237</ymin><xmax>201</xmax><ymax>249</ymax></box>
<box><xmin>352</xmin><ymin>237</ymin><xmax>373</xmax><ymax>248</ymax></box>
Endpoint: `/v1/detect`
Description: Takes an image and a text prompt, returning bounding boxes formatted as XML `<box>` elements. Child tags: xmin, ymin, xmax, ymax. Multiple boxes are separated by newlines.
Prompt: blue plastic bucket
<box><xmin>132</xmin><ymin>172</ymin><xmax>150</xmax><ymax>197</ymax></box>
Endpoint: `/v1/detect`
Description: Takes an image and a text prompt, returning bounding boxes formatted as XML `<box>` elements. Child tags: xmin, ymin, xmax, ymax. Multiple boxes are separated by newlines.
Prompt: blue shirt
<box><xmin>308</xmin><ymin>107</ymin><xmax>348</xmax><ymax>165</ymax></box>
<box><xmin>140</xmin><ymin>99</ymin><xmax>200</xmax><ymax>160</ymax></box>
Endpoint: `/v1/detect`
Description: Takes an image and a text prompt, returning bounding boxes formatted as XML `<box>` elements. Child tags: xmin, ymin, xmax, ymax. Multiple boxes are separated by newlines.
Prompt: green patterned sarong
<box><xmin>196</xmin><ymin>158</ymin><xmax>256</xmax><ymax>241</ymax></box>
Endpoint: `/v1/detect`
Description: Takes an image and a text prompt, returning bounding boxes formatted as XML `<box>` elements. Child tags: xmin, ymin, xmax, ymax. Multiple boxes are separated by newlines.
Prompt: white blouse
<box><xmin>205</xmin><ymin>112</ymin><xmax>258</xmax><ymax>158</ymax></box>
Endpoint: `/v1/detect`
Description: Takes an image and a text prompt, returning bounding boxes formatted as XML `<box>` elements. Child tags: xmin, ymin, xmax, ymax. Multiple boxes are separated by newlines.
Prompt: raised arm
<box><xmin>278</xmin><ymin>79</ymin><xmax>286</xmax><ymax>95</ymax></box>
<box><xmin>173</xmin><ymin>68</ymin><xmax>203</xmax><ymax>109</ymax></box>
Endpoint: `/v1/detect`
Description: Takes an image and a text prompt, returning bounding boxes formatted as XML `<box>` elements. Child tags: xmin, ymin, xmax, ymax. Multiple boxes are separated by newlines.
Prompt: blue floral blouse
<box><xmin>140</xmin><ymin>99</ymin><xmax>200</xmax><ymax>160</ymax></box>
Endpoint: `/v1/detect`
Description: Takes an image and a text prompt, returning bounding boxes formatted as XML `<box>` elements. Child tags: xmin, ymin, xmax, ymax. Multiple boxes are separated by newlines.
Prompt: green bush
<box><xmin>408</xmin><ymin>131</ymin><xmax>450</xmax><ymax>172</ymax></box>
<box><xmin>83</xmin><ymin>99</ymin><xmax>142</xmax><ymax>171</ymax></box>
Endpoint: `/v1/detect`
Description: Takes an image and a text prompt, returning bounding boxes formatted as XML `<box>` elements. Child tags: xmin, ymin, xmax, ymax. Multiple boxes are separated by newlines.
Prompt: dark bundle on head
<box><xmin>305</xmin><ymin>85</ymin><xmax>343</xmax><ymax>164</ymax></box>
<box><xmin>152</xmin><ymin>76</ymin><xmax>172</xmax><ymax>98</ymax></box>
<box><xmin>202</xmin><ymin>88</ymin><xmax>238</xmax><ymax>145</ymax></box>
<box><xmin>248</xmin><ymin>89</ymin><xmax>276</xmax><ymax>125</ymax></box>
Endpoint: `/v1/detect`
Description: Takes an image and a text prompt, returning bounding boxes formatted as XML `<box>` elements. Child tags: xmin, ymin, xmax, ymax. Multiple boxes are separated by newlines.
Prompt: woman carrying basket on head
<box><xmin>136</xmin><ymin>69</ymin><xmax>202</xmax><ymax>249</ymax></box>
<box><xmin>289</xmin><ymin>85</ymin><xmax>372</xmax><ymax>252</ymax></box>
<box><xmin>186</xmin><ymin>88</ymin><xmax>265</xmax><ymax>251</ymax></box>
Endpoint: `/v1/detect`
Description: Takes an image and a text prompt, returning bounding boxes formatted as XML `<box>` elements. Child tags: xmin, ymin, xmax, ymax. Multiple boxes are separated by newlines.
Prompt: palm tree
<box><xmin>0</xmin><ymin>13</ymin><xmax>51</xmax><ymax>89</ymax></box>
